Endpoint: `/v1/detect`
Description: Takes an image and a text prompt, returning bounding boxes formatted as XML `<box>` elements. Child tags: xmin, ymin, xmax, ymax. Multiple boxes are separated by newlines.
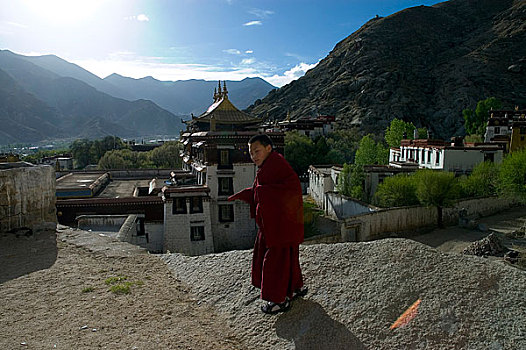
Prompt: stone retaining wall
<box><xmin>0</xmin><ymin>163</ymin><xmax>56</xmax><ymax>232</ymax></box>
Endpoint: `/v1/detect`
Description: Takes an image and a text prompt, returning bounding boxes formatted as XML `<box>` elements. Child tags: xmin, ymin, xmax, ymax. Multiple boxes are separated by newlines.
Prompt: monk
<box><xmin>228</xmin><ymin>134</ymin><xmax>307</xmax><ymax>314</ymax></box>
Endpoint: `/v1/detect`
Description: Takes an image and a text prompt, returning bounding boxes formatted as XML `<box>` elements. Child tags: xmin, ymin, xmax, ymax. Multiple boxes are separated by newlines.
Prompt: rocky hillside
<box><xmin>163</xmin><ymin>239</ymin><xmax>526</xmax><ymax>349</ymax></box>
<box><xmin>246</xmin><ymin>0</ymin><xmax>526</xmax><ymax>139</ymax></box>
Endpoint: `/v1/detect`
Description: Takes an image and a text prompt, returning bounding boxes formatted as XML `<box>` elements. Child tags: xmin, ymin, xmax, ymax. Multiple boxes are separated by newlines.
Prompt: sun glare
<box><xmin>22</xmin><ymin>0</ymin><xmax>105</xmax><ymax>24</ymax></box>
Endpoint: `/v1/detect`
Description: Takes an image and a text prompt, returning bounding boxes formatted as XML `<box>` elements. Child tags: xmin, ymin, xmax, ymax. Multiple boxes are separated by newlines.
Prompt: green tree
<box><xmin>459</xmin><ymin>161</ymin><xmax>499</xmax><ymax>198</ymax></box>
<box><xmin>336</xmin><ymin>164</ymin><xmax>365</xmax><ymax>200</ymax></box>
<box><xmin>374</xmin><ymin>174</ymin><xmax>419</xmax><ymax>207</ymax></box>
<box><xmin>463</xmin><ymin>97</ymin><xmax>502</xmax><ymax>136</ymax></box>
<box><xmin>98</xmin><ymin>149</ymin><xmax>151</xmax><ymax>169</ymax></box>
<box><xmin>325</xmin><ymin>128</ymin><xmax>361</xmax><ymax>163</ymax></box>
<box><xmin>284</xmin><ymin>131</ymin><xmax>315</xmax><ymax>175</ymax></box>
<box><xmin>417</xmin><ymin>127</ymin><xmax>428</xmax><ymax>139</ymax></box>
<box><xmin>414</xmin><ymin>169</ymin><xmax>459</xmax><ymax>227</ymax></box>
<box><xmin>376</xmin><ymin>142</ymin><xmax>389</xmax><ymax>165</ymax></box>
<box><xmin>70</xmin><ymin>139</ymin><xmax>93</xmax><ymax>169</ymax></box>
<box><xmin>354</xmin><ymin>134</ymin><xmax>378</xmax><ymax>166</ymax></box>
<box><xmin>498</xmin><ymin>148</ymin><xmax>526</xmax><ymax>201</ymax></box>
<box><xmin>150</xmin><ymin>142</ymin><xmax>182</xmax><ymax>169</ymax></box>
<box><xmin>384</xmin><ymin>118</ymin><xmax>416</xmax><ymax>148</ymax></box>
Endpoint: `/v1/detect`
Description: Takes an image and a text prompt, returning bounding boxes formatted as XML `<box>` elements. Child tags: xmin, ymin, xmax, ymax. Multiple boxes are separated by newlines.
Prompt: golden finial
<box><xmin>213</xmin><ymin>88</ymin><xmax>218</xmax><ymax>102</ymax></box>
<box><xmin>217</xmin><ymin>81</ymin><xmax>222</xmax><ymax>97</ymax></box>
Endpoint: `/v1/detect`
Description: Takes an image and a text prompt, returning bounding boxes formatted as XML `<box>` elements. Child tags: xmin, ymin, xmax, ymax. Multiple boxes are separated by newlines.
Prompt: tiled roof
<box><xmin>195</xmin><ymin>97</ymin><xmax>260</xmax><ymax>124</ymax></box>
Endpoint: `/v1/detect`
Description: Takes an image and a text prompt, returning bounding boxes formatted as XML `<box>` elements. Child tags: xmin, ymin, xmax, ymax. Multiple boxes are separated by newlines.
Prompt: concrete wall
<box><xmin>163</xmin><ymin>198</ymin><xmax>214</xmax><ymax>256</ymax></box>
<box><xmin>118</xmin><ymin>215</ymin><xmax>164</xmax><ymax>253</ymax></box>
<box><xmin>0</xmin><ymin>163</ymin><xmax>56</xmax><ymax>232</ymax></box>
<box><xmin>342</xmin><ymin>196</ymin><xmax>518</xmax><ymax>242</ymax></box>
<box><xmin>77</xmin><ymin>215</ymin><xmax>128</xmax><ymax>231</ymax></box>
<box><xmin>324</xmin><ymin>192</ymin><xmax>376</xmax><ymax>220</ymax></box>
<box><xmin>207</xmin><ymin>163</ymin><xmax>258</xmax><ymax>252</ymax></box>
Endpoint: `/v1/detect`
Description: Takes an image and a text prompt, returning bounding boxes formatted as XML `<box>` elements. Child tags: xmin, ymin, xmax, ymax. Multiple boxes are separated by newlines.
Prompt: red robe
<box><xmin>229</xmin><ymin>151</ymin><xmax>304</xmax><ymax>303</ymax></box>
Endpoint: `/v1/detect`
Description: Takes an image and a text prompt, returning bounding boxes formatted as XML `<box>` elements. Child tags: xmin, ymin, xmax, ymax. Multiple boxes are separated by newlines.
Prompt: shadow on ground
<box><xmin>0</xmin><ymin>229</ymin><xmax>58</xmax><ymax>284</ymax></box>
<box><xmin>275</xmin><ymin>299</ymin><xmax>366</xmax><ymax>350</ymax></box>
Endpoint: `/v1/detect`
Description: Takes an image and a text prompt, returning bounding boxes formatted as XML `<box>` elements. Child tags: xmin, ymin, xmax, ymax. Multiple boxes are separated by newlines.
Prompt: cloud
<box><xmin>137</xmin><ymin>14</ymin><xmax>149</xmax><ymax>22</ymax></box>
<box><xmin>70</xmin><ymin>53</ymin><xmax>320</xmax><ymax>89</ymax></box>
<box><xmin>125</xmin><ymin>14</ymin><xmax>150</xmax><ymax>22</ymax></box>
<box><xmin>249</xmin><ymin>9</ymin><xmax>274</xmax><ymax>19</ymax></box>
<box><xmin>265</xmin><ymin>62</ymin><xmax>319</xmax><ymax>87</ymax></box>
<box><xmin>241</xmin><ymin>58</ymin><xmax>255</xmax><ymax>65</ymax></box>
<box><xmin>245</xmin><ymin>50</ymin><xmax>254</xmax><ymax>54</ymax></box>
<box><xmin>243</xmin><ymin>20</ymin><xmax>262</xmax><ymax>26</ymax></box>
<box><xmin>223</xmin><ymin>49</ymin><xmax>241</xmax><ymax>55</ymax></box>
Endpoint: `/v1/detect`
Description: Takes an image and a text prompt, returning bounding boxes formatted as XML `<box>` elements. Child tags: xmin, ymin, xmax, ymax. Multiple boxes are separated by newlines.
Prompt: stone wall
<box><xmin>0</xmin><ymin>163</ymin><xmax>56</xmax><ymax>232</ymax></box>
<box><xmin>342</xmin><ymin>196</ymin><xmax>518</xmax><ymax>242</ymax></box>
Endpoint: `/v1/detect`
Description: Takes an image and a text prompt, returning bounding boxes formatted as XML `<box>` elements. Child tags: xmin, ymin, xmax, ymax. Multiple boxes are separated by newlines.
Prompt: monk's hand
<box><xmin>227</xmin><ymin>194</ymin><xmax>238</xmax><ymax>201</ymax></box>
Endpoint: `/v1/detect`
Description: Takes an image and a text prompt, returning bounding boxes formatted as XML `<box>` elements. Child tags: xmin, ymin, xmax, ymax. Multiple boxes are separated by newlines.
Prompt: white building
<box><xmin>389</xmin><ymin>138</ymin><xmax>504</xmax><ymax>174</ymax></box>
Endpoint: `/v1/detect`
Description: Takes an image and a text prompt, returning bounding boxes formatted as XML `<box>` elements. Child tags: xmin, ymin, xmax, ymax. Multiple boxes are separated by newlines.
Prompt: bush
<box><xmin>498</xmin><ymin>148</ymin><xmax>526</xmax><ymax>201</ymax></box>
<box><xmin>459</xmin><ymin>161</ymin><xmax>499</xmax><ymax>198</ymax></box>
<box><xmin>374</xmin><ymin>174</ymin><xmax>418</xmax><ymax>207</ymax></box>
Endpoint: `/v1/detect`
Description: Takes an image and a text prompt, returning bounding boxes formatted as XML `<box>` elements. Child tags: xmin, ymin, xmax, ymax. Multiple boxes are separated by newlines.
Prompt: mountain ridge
<box><xmin>245</xmin><ymin>0</ymin><xmax>526</xmax><ymax>139</ymax></box>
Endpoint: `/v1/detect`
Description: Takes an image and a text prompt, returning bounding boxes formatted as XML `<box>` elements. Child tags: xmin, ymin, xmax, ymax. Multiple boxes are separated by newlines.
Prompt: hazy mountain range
<box><xmin>0</xmin><ymin>50</ymin><xmax>275</xmax><ymax>145</ymax></box>
<box><xmin>246</xmin><ymin>0</ymin><xmax>526</xmax><ymax>139</ymax></box>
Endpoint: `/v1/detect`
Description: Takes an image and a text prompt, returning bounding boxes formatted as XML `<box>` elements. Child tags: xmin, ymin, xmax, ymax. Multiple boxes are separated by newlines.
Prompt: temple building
<box><xmin>162</xmin><ymin>81</ymin><xmax>284</xmax><ymax>255</ymax></box>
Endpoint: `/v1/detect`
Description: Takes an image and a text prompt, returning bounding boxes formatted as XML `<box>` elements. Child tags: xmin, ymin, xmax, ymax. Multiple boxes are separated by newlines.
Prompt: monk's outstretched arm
<box><xmin>228</xmin><ymin>187</ymin><xmax>253</xmax><ymax>204</ymax></box>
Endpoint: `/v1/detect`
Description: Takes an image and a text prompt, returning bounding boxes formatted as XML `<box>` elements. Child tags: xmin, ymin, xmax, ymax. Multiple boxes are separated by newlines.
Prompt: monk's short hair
<box><xmin>249</xmin><ymin>134</ymin><xmax>273</xmax><ymax>148</ymax></box>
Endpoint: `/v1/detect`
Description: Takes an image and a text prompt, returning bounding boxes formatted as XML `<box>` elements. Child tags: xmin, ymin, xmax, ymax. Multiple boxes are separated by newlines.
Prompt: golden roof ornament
<box><xmin>223</xmin><ymin>81</ymin><xmax>228</xmax><ymax>98</ymax></box>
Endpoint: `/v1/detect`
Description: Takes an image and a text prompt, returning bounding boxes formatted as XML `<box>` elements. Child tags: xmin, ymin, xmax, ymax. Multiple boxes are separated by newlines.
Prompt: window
<box><xmin>421</xmin><ymin>149</ymin><xmax>425</xmax><ymax>162</ymax></box>
<box><xmin>190</xmin><ymin>226</ymin><xmax>205</xmax><ymax>241</ymax></box>
<box><xmin>218</xmin><ymin>177</ymin><xmax>233</xmax><ymax>196</ymax></box>
<box><xmin>189</xmin><ymin>196</ymin><xmax>203</xmax><ymax>213</ymax></box>
<box><xmin>484</xmin><ymin>153</ymin><xmax>495</xmax><ymax>162</ymax></box>
<box><xmin>135</xmin><ymin>217</ymin><xmax>145</xmax><ymax>236</ymax></box>
<box><xmin>172</xmin><ymin>197</ymin><xmax>187</xmax><ymax>214</ymax></box>
<box><xmin>219</xmin><ymin>204</ymin><xmax>234</xmax><ymax>222</ymax></box>
<box><xmin>435</xmin><ymin>151</ymin><xmax>440</xmax><ymax>165</ymax></box>
<box><xmin>495</xmin><ymin>127</ymin><xmax>501</xmax><ymax>134</ymax></box>
<box><xmin>427</xmin><ymin>150</ymin><xmax>431</xmax><ymax>163</ymax></box>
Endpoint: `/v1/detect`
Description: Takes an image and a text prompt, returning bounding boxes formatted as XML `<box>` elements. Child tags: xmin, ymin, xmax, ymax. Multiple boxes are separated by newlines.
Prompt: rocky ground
<box><xmin>1</xmin><ymin>208</ymin><xmax>526</xmax><ymax>349</ymax></box>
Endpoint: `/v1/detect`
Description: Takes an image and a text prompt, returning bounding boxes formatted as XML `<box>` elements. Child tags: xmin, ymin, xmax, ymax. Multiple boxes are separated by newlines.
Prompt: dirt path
<box><xmin>0</xmin><ymin>227</ymin><xmax>245</xmax><ymax>350</ymax></box>
<box><xmin>412</xmin><ymin>205</ymin><xmax>526</xmax><ymax>254</ymax></box>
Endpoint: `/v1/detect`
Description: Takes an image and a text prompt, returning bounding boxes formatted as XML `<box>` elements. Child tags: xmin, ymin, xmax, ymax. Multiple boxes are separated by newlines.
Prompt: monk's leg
<box><xmin>289</xmin><ymin>245</ymin><xmax>304</xmax><ymax>295</ymax></box>
<box><xmin>251</xmin><ymin>230</ymin><xmax>265</xmax><ymax>289</ymax></box>
<box><xmin>261</xmin><ymin>246</ymin><xmax>291</xmax><ymax>303</ymax></box>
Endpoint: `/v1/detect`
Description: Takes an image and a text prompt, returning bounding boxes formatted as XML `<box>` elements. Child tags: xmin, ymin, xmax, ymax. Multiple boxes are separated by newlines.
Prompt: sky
<box><xmin>0</xmin><ymin>0</ymin><xmax>441</xmax><ymax>87</ymax></box>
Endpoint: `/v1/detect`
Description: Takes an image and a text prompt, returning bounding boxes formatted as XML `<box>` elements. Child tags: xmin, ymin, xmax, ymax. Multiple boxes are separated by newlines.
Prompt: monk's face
<box><xmin>249</xmin><ymin>141</ymin><xmax>272</xmax><ymax>167</ymax></box>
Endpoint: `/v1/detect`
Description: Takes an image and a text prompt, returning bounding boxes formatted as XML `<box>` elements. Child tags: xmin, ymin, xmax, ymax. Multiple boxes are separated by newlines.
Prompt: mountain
<box><xmin>0</xmin><ymin>50</ymin><xmax>183</xmax><ymax>144</ymax></box>
<box><xmin>18</xmin><ymin>53</ymin><xmax>134</xmax><ymax>100</ymax></box>
<box><xmin>0</xmin><ymin>68</ymin><xmax>65</xmax><ymax>144</ymax></box>
<box><xmin>103</xmin><ymin>74</ymin><xmax>276</xmax><ymax>116</ymax></box>
<box><xmin>246</xmin><ymin>0</ymin><xmax>526</xmax><ymax>139</ymax></box>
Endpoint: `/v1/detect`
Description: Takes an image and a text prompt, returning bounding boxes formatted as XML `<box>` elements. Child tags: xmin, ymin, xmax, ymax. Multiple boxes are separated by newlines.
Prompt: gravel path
<box><xmin>162</xmin><ymin>239</ymin><xmax>526</xmax><ymax>349</ymax></box>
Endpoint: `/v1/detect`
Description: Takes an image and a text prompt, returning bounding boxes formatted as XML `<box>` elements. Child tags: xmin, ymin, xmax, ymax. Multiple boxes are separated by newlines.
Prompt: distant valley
<box><xmin>0</xmin><ymin>50</ymin><xmax>275</xmax><ymax>145</ymax></box>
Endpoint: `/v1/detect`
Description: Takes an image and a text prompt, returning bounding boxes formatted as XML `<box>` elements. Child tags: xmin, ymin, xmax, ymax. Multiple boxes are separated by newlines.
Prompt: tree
<box><xmin>325</xmin><ymin>128</ymin><xmax>361</xmax><ymax>163</ymax></box>
<box><xmin>374</xmin><ymin>174</ymin><xmax>418</xmax><ymax>207</ymax></box>
<box><xmin>414</xmin><ymin>169</ymin><xmax>459</xmax><ymax>227</ymax></box>
<box><xmin>70</xmin><ymin>139</ymin><xmax>92</xmax><ymax>169</ymax></box>
<box><xmin>98</xmin><ymin>149</ymin><xmax>151</xmax><ymax>169</ymax></box>
<box><xmin>284</xmin><ymin>131</ymin><xmax>315</xmax><ymax>175</ymax></box>
<box><xmin>417</xmin><ymin>127</ymin><xmax>428</xmax><ymax>139</ymax></box>
<box><xmin>150</xmin><ymin>142</ymin><xmax>182</xmax><ymax>169</ymax></box>
<box><xmin>463</xmin><ymin>97</ymin><xmax>502</xmax><ymax>136</ymax></box>
<box><xmin>336</xmin><ymin>164</ymin><xmax>365</xmax><ymax>200</ymax></box>
<box><xmin>459</xmin><ymin>161</ymin><xmax>499</xmax><ymax>198</ymax></box>
<box><xmin>498</xmin><ymin>148</ymin><xmax>526</xmax><ymax>201</ymax></box>
<box><xmin>384</xmin><ymin>118</ymin><xmax>416</xmax><ymax>148</ymax></box>
<box><xmin>354</xmin><ymin>135</ymin><xmax>378</xmax><ymax>166</ymax></box>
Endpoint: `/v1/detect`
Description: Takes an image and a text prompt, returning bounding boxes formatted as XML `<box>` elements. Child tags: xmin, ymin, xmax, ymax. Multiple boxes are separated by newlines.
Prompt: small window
<box><xmin>427</xmin><ymin>150</ymin><xmax>431</xmax><ymax>163</ymax></box>
<box><xmin>190</xmin><ymin>226</ymin><xmax>205</xmax><ymax>241</ymax></box>
<box><xmin>220</xmin><ymin>150</ymin><xmax>230</xmax><ymax>165</ymax></box>
<box><xmin>421</xmin><ymin>149</ymin><xmax>425</xmax><ymax>162</ymax></box>
<box><xmin>218</xmin><ymin>177</ymin><xmax>233</xmax><ymax>196</ymax></box>
<box><xmin>495</xmin><ymin>127</ymin><xmax>501</xmax><ymax>134</ymax></box>
<box><xmin>219</xmin><ymin>204</ymin><xmax>234</xmax><ymax>222</ymax></box>
<box><xmin>435</xmin><ymin>151</ymin><xmax>440</xmax><ymax>165</ymax></box>
<box><xmin>135</xmin><ymin>217</ymin><xmax>145</xmax><ymax>236</ymax></box>
<box><xmin>172</xmin><ymin>197</ymin><xmax>187</xmax><ymax>214</ymax></box>
<box><xmin>189</xmin><ymin>196</ymin><xmax>203</xmax><ymax>213</ymax></box>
